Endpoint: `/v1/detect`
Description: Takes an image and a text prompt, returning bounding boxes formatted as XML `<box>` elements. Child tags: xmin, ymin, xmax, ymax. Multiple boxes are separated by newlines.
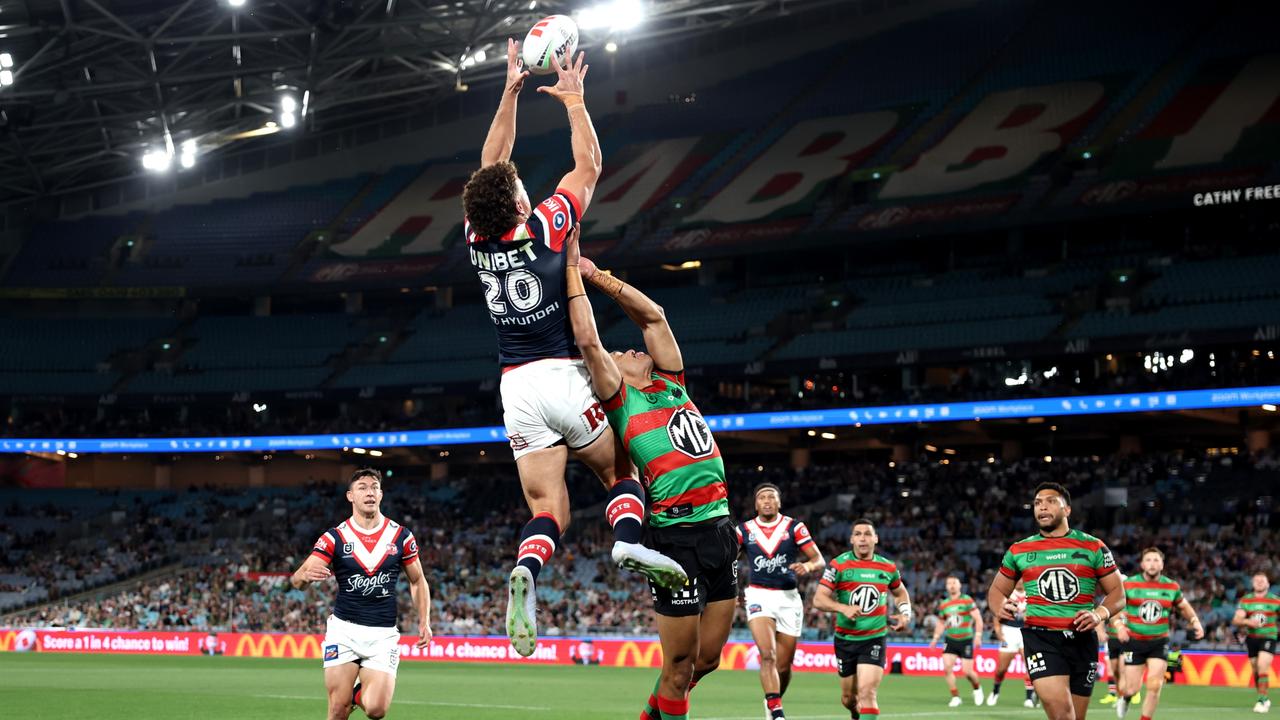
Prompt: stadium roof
<box><xmin>0</xmin><ymin>0</ymin><xmax>850</xmax><ymax>206</ymax></box>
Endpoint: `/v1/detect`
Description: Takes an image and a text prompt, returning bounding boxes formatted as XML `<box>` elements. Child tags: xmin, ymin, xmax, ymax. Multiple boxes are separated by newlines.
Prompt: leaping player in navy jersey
<box><xmin>737</xmin><ymin>483</ymin><xmax>825</xmax><ymax>720</ymax></box>
<box><xmin>290</xmin><ymin>468</ymin><xmax>432</xmax><ymax>720</ymax></box>
<box><xmin>461</xmin><ymin>39</ymin><xmax>686</xmax><ymax>657</ymax></box>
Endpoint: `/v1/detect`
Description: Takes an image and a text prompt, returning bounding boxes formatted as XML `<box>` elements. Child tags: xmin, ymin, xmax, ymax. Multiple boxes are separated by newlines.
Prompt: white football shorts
<box><xmin>999</xmin><ymin>626</ymin><xmax>1024</xmax><ymax>653</ymax></box>
<box><xmin>744</xmin><ymin>586</ymin><xmax>804</xmax><ymax>638</ymax></box>
<box><xmin>500</xmin><ymin>358</ymin><xmax>609</xmax><ymax>459</ymax></box>
<box><xmin>322</xmin><ymin>615</ymin><xmax>401</xmax><ymax>677</ymax></box>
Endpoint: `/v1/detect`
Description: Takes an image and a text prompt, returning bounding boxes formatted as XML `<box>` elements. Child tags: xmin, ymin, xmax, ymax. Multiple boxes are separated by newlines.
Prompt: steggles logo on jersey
<box><xmin>667</xmin><ymin>407</ymin><xmax>714</xmax><ymax>458</ymax></box>
<box><xmin>346</xmin><ymin>571</ymin><xmax>395</xmax><ymax>597</ymax></box>
<box><xmin>1037</xmin><ymin>567</ymin><xmax>1081</xmax><ymax>603</ymax></box>
<box><xmin>752</xmin><ymin>553</ymin><xmax>790</xmax><ymax>574</ymax></box>
<box><xmin>849</xmin><ymin>584</ymin><xmax>882</xmax><ymax>614</ymax></box>
<box><xmin>1139</xmin><ymin>600</ymin><xmax>1164</xmax><ymax>623</ymax></box>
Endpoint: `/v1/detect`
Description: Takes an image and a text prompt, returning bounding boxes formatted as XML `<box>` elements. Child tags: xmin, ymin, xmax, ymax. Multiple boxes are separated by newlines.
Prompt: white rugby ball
<box><xmin>522</xmin><ymin>15</ymin><xmax>579</xmax><ymax>75</ymax></box>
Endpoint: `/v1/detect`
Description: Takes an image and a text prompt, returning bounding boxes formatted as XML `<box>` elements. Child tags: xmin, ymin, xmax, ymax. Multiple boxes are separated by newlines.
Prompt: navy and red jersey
<box><xmin>465</xmin><ymin>188</ymin><xmax>582</xmax><ymax>367</ymax></box>
<box><xmin>310</xmin><ymin>516</ymin><xmax>419</xmax><ymax>629</ymax></box>
<box><xmin>735</xmin><ymin>515</ymin><xmax>815</xmax><ymax>591</ymax></box>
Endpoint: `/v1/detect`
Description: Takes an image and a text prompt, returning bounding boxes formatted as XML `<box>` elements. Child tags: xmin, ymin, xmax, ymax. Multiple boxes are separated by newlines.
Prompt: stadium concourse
<box><xmin>4</xmin><ymin>453</ymin><xmax>1279</xmax><ymax>652</ymax></box>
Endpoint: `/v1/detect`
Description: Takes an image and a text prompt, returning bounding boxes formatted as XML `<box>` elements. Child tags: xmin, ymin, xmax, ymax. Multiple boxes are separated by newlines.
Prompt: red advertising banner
<box><xmin>0</xmin><ymin>628</ymin><xmax>1265</xmax><ymax>688</ymax></box>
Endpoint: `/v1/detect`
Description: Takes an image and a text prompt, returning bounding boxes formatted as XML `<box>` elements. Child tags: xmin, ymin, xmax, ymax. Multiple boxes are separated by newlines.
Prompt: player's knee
<box><xmin>695</xmin><ymin>653</ymin><xmax>721</xmax><ymax>677</ymax></box>
<box><xmin>757</xmin><ymin>647</ymin><xmax>777</xmax><ymax>667</ymax></box>
<box><xmin>777</xmin><ymin>660</ymin><xmax>793</xmax><ymax>675</ymax></box>
<box><xmin>840</xmin><ymin>690</ymin><xmax>857</xmax><ymax>709</ymax></box>
<box><xmin>857</xmin><ymin>687</ymin><xmax>877</xmax><ymax>707</ymax></box>
<box><xmin>363</xmin><ymin>701</ymin><xmax>389</xmax><ymax>720</ymax></box>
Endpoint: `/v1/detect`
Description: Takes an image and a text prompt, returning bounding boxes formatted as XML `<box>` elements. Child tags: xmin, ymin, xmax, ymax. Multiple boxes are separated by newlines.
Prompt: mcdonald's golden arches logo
<box><xmin>0</xmin><ymin>630</ymin><xmax>17</xmax><ymax>652</ymax></box>
<box><xmin>614</xmin><ymin>641</ymin><xmax>663</xmax><ymax>667</ymax></box>
<box><xmin>232</xmin><ymin>634</ymin><xmax>322</xmax><ymax>659</ymax></box>
<box><xmin>719</xmin><ymin>643</ymin><xmax>752</xmax><ymax>670</ymax></box>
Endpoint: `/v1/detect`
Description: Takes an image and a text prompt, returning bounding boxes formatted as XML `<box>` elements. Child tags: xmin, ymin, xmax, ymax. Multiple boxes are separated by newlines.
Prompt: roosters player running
<box><xmin>989</xmin><ymin>580</ymin><xmax>1039</xmax><ymax>708</ymax></box>
<box><xmin>737</xmin><ymin>483</ymin><xmax>825</xmax><ymax>720</ymax></box>
<box><xmin>929</xmin><ymin>576</ymin><xmax>984</xmax><ymax>707</ymax></box>
<box><xmin>463</xmin><ymin>40</ymin><xmax>685</xmax><ymax>656</ymax></box>
<box><xmin>564</xmin><ymin>229</ymin><xmax>736</xmax><ymax>720</ymax></box>
<box><xmin>290</xmin><ymin>468</ymin><xmax>432</xmax><ymax>720</ymax></box>
<box><xmin>1233</xmin><ymin>572</ymin><xmax>1280</xmax><ymax>713</ymax></box>
<box><xmin>989</xmin><ymin>482</ymin><xmax>1125</xmax><ymax>720</ymax></box>
<box><xmin>814</xmin><ymin>519</ymin><xmax>913</xmax><ymax>720</ymax></box>
<box><xmin>1112</xmin><ymin>547</ymin><xmax>1204</xmax><ymax>720</ymax></box>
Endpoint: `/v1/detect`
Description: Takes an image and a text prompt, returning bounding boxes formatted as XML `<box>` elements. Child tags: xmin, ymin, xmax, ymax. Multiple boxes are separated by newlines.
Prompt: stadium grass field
<box><xmin>0</xmin><ymin>653</ymin><xmax>1264</xmax><ymax>719</ymax></box>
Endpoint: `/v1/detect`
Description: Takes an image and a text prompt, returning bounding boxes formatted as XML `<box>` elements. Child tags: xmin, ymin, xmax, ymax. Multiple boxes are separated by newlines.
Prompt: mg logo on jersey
<box><xmin>1254</xmin><ymin>613</ymin><xmax>1269</xmax><ymax>626</ymax></box>
<box><xmin>1138</xmin><ymin>600</ymin><xmax>1164</xmax><ymax>624</ymax></box>
<box><xmin>946</xmin><ymin>614</ymin><xmax>964</xmax><ymax>628</ymax></box>
<box><xmin>667</xmin><ymin>407</ymin><xmax>714</xmax><ymax>458</ymax></box>
<box><xmin>849</xmin><ymin>585</ymin><xmax>882</xmax><ymax>614</ymax></box>
<box><xmin>1037</xmin><ymin>567</ymin><xmax>1081</xmax><ymax>603</ymax></box>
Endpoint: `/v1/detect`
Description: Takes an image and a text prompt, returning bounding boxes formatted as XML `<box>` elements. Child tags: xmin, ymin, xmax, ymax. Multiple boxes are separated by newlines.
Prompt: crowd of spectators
<box><xmin>6</xmin><ymin>451</ymin><xmax>1280</xmax><ymax>650</ymax></box>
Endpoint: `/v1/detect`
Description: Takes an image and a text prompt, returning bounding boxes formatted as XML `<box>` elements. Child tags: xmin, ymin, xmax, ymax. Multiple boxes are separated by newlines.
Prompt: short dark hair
<box><xmin>349</xmin><ymin>467</ymin><xmax>383</xmax><ymax>488</ymax></box>
<box><xmin>462</xmin><ymin>161</ymin><xmax>522</xmax><ymax>239</ymax></box>
<box><xmin>1034</xmin><ymin>482</ymin><xmax>1071</xmax><ymax>506</ymax></box>
<box><xmin>851</xmin><ymin>517</ymin><xmax>875</xmax><ymax>532</ymax></box>
<box><xmin>1141</xmin><ymin>547</ymin><xmax>1164</xmax><ymax>560</ymax></box>
<box><xmin>754</xmin><ymin>483</ymin><xmax>781</xmax><ymax>499</ymax></box>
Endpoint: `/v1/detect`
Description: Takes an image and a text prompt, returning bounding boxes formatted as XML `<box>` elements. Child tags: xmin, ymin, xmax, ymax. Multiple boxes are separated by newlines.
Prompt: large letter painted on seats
<box><xmin>330</xmin><ymin>163</ymin><xmax>472</xmax><ymax>257</ymax></box>
<box><xmin>687</xmin><ymin>112</ymin><xmax>898</xmax><ymax>224</ymax></box>
<box><xmin>881</xmin><ymin>81</ymin><xmax>1105</xmax><ymax>198</ymax></box>
<box><xmin>1155</xmin><ymin>55</ymin><xmax>1280</xmax><ymax>169</ymax></box>
<box><xmin>586</xmin><ymin>138</ymin><xmax>701</xmax><ymax>236</ymax></box>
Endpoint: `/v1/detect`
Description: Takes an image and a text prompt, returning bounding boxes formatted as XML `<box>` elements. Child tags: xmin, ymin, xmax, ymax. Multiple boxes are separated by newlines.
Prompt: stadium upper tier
<box><xmin>4</xmin><ymin>453</ymin><xmax>1278</xmax><ymax>647</ymax></box>
<box><xmin>2</xmin><ymin>0</ymin><xmax>1277</xmax><ymax>292</ymax></box>
<box><xmin>1</xmin><ymin>243</ymin><xmax>1278</xmax><ymax>399</ymax></box>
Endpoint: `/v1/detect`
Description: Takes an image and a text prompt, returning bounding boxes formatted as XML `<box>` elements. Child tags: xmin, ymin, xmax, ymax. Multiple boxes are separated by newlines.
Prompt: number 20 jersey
<box><xmin>464</xmin><ymin>188</ymin><xmax>581</xmax><ymax>367</ymax></box>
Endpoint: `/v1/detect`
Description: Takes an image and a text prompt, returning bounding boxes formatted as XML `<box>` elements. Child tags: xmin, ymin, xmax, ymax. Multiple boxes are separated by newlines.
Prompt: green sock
<box><xmin>643</xmin><ymin>675</ymin><xmax>661</xmax><ymax>718</ymax></box>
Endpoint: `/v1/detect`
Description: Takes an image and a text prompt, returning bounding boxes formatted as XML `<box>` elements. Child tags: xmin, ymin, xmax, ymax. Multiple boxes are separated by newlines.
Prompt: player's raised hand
<box><xmin>1115</xmin><ymin>625</ymin><xmax>1130</xmax><ymax>644</ymax></box>
<box><xmin>565</xmin><ymin>223</ymin><xmax>581</xmax><ymax>266</ymax></box>
<box><xmin>537</xmin><ymin>50</ymin><xmax>589</xmax><ymax>104</ymax></box>
<box><xmin>1190</xmin><ymin>623</ymin><xmax>1205</xmax><ymax>641</ymax></box>
<box><xmin>505</xmin><ymin>38</ymin><xmax>529</xmax><ymax>95</ymax></box>
<box><xmin>416</xmin><ymin>623</ymin><xmax>433</xmax><ymax>650</ymax></box>
<box><xmin>302</xmin><ymin>565</ymin><xmax>332</xmax><ymax>583</ymax></box>
<box><xmin>889</xmin><ymin>613</ymin><xmax>908</xmax><ymax>631</ymax></box>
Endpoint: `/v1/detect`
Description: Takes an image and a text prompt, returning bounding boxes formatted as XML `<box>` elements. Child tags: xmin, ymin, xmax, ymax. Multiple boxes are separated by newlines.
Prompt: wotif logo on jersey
<box><xmin>346</xmin><ymin>571</ymin><xmax>395</xmax><ymax>597</ymax></box>
<box><xmin>667</xmin><ymin>408</ymin><xmax>714</xmax><ymax>458</ymax></box>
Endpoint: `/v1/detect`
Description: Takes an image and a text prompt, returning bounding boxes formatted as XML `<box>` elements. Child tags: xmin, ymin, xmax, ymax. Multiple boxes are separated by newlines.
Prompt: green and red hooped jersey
<box><xmin>820</xmin><ymin>552</ymin><xmax>903</xmax><ymax>641</ymax></box>
<box><xmin>939</xmin><ymin>594</ymin><xmax>977</xmax><ymax>641</ymax></box>
<box><xmin>1238</xmin><ymin>593</ymin><xmax>1280</xmax><ymax>639</ymax></box>
<box><xmin>998</xmin><ymin>529</ymin><xmax>1117</xmax><ymax>631</ymax></box>
<box><xmin>601</xmin><ymin>369</ymin><xmax>728</xmax><ymax>528</ymax></box>
<box><xmin>1121</xmin><ymin>574</ymin><xmax>1183</xmax><ymax>640</ymax></box>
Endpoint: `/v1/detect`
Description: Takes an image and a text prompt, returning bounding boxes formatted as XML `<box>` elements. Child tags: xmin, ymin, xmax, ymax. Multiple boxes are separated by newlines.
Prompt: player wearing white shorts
<box><xmin>463</xmin><ymin>39</ymin><xmax>685</xmax><ymax>657</ymax></box>
<box><xmin>289</xmin><ymin>468</ymin><xmax>432</xmax><ymax>720</ymax></box>
<box><xmin>736</xmin><ymin>484</ymin><xmax>825</xmax><ymax>720</ymax></box>
<box><xmin>987</xmin><ymin>581</ymin><xmax>1037</xmax><ymax>708</ymax></box>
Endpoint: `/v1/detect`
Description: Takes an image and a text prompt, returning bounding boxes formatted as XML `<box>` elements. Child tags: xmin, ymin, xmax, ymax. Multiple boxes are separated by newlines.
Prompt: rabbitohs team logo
<box><xmin>849</xmin><ymin>585</ymin><xmax>882</xmax><ymax>614</ymax></box>
<box><xmin>1037</xmin><ymin>567</ymin><xmax>1081</xmax><ymax>603</ymax></box>
<box><xmin>667</xmin><ymin>407</ymin><xmax>714</xmax><ymax>458</ymax></box>
<box><xmin>1138</xmin><ymin>600</ymin><xmax>1164</xmax><ymax>624</ymax></box>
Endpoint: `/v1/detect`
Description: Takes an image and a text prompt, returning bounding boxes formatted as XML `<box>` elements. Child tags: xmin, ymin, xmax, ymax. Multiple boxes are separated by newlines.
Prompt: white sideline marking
<box><xmin>253</xmin><ymin>693</ymin><xmax>550</xmax><ymax>710</ymax></box>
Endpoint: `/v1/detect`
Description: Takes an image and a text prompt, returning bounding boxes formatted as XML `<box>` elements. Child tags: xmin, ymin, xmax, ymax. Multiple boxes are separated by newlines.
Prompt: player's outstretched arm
<box><xmin>929</xmin><ymin>613</ymin><xmax>944</xmax><ymax>647</ymax></box>
<box><xmin>289</xmin><ymin>555</ymin><xmax>331</xmax><ymax>590</ymax></box>
<box><xmin>538</xmin><ymin>51</ymin><xmax>602</xmax><ymax>215</ymax></box>
<box><xmin>565</xmin><ymin>226</ymin><xmax>622</xmax><ymax>398</ymax></box>
<box><xmin>579</xmin><ymin>257</ymin><xmax>683</xmax><ymax>374</ymax></box>
<box><xmin>789</xmin><ymin>541</ymin><xmax>825</xmax><ymax>577</ymax></box>
<box><xmin>970</xmin><ymin>607</ymin><xmax>984</xmax><ymax>648</ymax></box>
<box><xmin>403</xmin><ymin>557</ymin><xmax>434</xmax><ymax>649</ymax></box>
<box><xmin>480</xmin><ymin>38</ymin><xmax>530</xmax><ymax>168</ymax></box>
<box><xmin>987</xmin><ymin>572</ymin><xmax>1016</xmax><ymax>622</ymax></box>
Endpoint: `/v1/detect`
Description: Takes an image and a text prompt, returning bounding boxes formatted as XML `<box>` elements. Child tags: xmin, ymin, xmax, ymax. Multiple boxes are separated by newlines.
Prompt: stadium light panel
<box><xmin>280</xmin><ymin>95</ymin><xmax>297</xmax><ymax>113</ymax></box>
<box><xmin>0</xmin><ymin>53</ymin><xmax>12</xmax><ymax>69</ymax></box>
<box><xmin>141</xmin><ymin>149</ymin><xmax>172</xmax><ymax>172</ymax></box>
<box><xmin>605</xmin><ymin>41</ymin><xmax>618</xmax><ymax>53</ymax></box>
<box><xmin>227</xmin><ymin>0</ymin><xmax>247</xmax><ymax>7</ymax></box>
<box><xmin>179</xmin><ymin>152</ymin><xmax>196</xmax><ymax>169</ymax></box>
<box><xmin>578</xmin><ymin>0</ymin><xmax>645</xmax><ymax>32</ymax></box>
<box><xmin>280</xmin><ymin>111</ymin><xmax>297</xmax><ymax>129</ymax></box>
<box><xmin>0</xmin><ymin>70</ymin><xmax>13</xmax><ymax>87</ymax></box>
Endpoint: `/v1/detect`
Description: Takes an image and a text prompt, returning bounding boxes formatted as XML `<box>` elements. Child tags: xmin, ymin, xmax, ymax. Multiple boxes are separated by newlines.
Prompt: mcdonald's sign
<box><xmin>0</xmin><ymin>629</ymin><xmax>17</xmax><ymax>652</ymax></box>
<box><xmin>612</xmin><ymin>640</ymin><xmax>663</xmax><ymax>668</ymax></box>
<box><xmin>1182</xmin><ymin>652</ymin><xmax>1280</xmax><ymax>687</ymax></box>
<box><xmin>719</xmin><ymin>642</ymin><xmax>754</xmax><ymax>671</ymax></box>
<box><xmin>230</xmin><ymin>633</ymin><xmax>323</xmax><ymax>659</ymax></box>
